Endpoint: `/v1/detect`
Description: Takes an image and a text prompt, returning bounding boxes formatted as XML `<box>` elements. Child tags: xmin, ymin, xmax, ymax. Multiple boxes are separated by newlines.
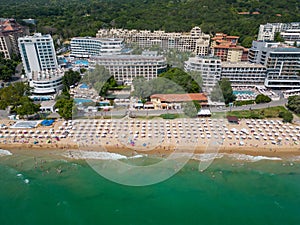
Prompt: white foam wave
<box><xmin>190</xmin><ymin>153</ymin><xmax>282</xmax><ymax>162</ymax></box>
<box><xmin>0</xmin><ymin>149</ymin><xmax>12</xmax><ymax>156</ymax></box>
<box><xmin>24</xmin><ymin>179</ymin><xmax>30</xmax><ymax>184</ymax></box>
<box><xmin>224</xmin><ymin>153</ymin><xmax>282</xmax><ymax>162</ymax></box>
<box><xmin>63</xmin><ymin>151</ymin><xmax>128</xmax><ymax>160</ymax></box>
<box><xmin>192</xmin><ymin>153</ymin><xmax>224</xmax><ymax>162</ymax></box>
<box><xmin>128</xmin><ymin>154</ymin><xmax>145</xmax><ymax>159</ymax></box>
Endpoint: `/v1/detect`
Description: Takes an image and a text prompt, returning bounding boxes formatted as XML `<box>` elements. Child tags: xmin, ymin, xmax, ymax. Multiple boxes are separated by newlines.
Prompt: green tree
<box><xmin>16</xmin><ymin>96</ymin><xmax>40</xmax><ymax>118</ymax></box>
<box><xmin>241</xmin><ymin>36</ymin><xmax>254</xmax><ymax>48</ymax></box>
<box><xmin>287</xmin><ymin>95</ymin><xmax>300</xmax><ymax>114</ymax></box>
<box><xmin>210</xmin><ymin>83</ymin><xmax>224</xmax><ymax>102</ymax></box>
<box><xmin>62</xmin><ymin>69</ymin><xmax>81</xmax><ymax>89</ymax></box>
<box><xmin>182</xmin><ymin>101</ymin><xmax>201</xmax><ymax>118</ymax></box>
<box><xmin>279</xmin><ymin>111</ymin><xmax>293</xmax><ymax>123</ymax></box>
<box><xmin>274</xmin><ymin>32</ymin><xmax>285</xmax><ymax>42</ymax></box>
<box><xmin>132</xmin><ymin>77</ymin><xmax>153</xmax><ymax>98</ymax></box>
<box><xmin>0</xmin><ymin>53</ymin><xmax>18</xmax><ymax>81</ymax></box>
<box><xmin>0</xmin><ymin>82</ymin><xmax>32</xmax><ymax>110</ymax></box>
<box><xmin>255</xmin><ymin>94</ymin><xmax>271</xmax><ymax>104</ymax></box>
<box><xmin>55</xmin><ymin>98</ymin><xmax>74</xmax><ymax>120</ymax></box>
<box><xmin>82</xmin><ymin>65</ymin><xmax>117</xmax><ymax>97</ymax></box>
<box><xmin>159</xmin><ymin>68</ymin><xmax>201</xmax><ymax>93</ymax></box>
<box><xmin>216</xmin><ymin>79</ymin><xmax>236</xmax><ymax>104</ymax></box>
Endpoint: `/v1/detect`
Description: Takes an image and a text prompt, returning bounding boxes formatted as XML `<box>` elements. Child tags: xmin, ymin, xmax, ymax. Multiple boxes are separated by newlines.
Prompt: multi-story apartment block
<box><xmin>221</xmin><ymin>62</ymin><xmax>266</xmax><ymax>85</ymax></box>
<box><xmin>0</xmin><ymin>18</ymin><xmax>28</xmax><ymax>59</ymax></box>
<box><xmin>70</xmin><ymin>37</ymin><xmax>124</xmax><ymax>58</ymax></box>
<box><xmin>258</xmin><ymin>22</ymin><xmax>300</xmax><ymax>42</ymax></box>
<box><xmin>96</xmin><ymin>27</ymin><xmax>210</xmax><ymax>55</ymax></box>
<box><xmin>90</xmin><ymin>51</ymin><xmax>167</xmax><ymax>84</ymax></box>
<box><xmin>184</xmin><ymin>56</ymin><xmax>222</xmax><ymax>87</ymax></box>
<box><xmin>249</xmin><ymin>41</ymin><xmax>300</xmax><ymax>89</ymax></box>
<box><xmin>211</xmin><ymin>33</ymin><xmax>248</xmax><ymax>62</ymax></box>
<box><xmin>280</xmin><ymin>29</ymin><xmax>300</xmax><ymax>46</ymax></box>
<box><xmin>18</xmin><ymin>33</ymin><xmax>58</xmax><ymax>76</ymax></box>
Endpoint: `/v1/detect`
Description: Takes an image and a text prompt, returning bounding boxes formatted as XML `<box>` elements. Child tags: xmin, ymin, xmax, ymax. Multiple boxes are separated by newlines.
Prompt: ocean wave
<box><xmin>16</xmin><ymin>173</ymin><xmax>30</xmax><ymax>184</ymax></box>
<box><xmin>190</xmin><ymin>153</ymin><xmax>283</xmax><ymax>162</ymax></box>
<box><xmin>128</xmin><ymin>154</ymin><xmax>146</xmax><ymax>159</ymax></box>
<box><xmin>63</xmin><ymin>151</ymin><xmax>128</xmax><ymax>160</ymax></box>
<box><xmin>224</xmin><ymin>153</ymin><xmax>282</xmax><ymax>162</ymax></box>
<box><xmin>0</xmin><ymin>149</ymin><xmax>12</xmax><ymax>156</ymax></box>
<box><xmin>284</xmin><ymin>156</ymin><xmax>300</xmax><ymax>162</ymax></box>
<box><xmin>192</xmin><ymin>153</ymin><xmax>224</xmax><ymax>162</ymax></box>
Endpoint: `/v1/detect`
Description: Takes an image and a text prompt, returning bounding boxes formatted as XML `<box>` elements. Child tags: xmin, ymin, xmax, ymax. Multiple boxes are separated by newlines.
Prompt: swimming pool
<box><xmin>74</xmin><ymin>60</ymin><xmax>89</xmax><ymax>66</ymax></box>
<box><xmin>74</xmin><ymin>98</ymin><xmax>94</xmax><ymax>104</ymax></box>
<box><xmin>233</xmin><ymin>90</ymin><xmax>255</xmax><ymax>96</ymax></box>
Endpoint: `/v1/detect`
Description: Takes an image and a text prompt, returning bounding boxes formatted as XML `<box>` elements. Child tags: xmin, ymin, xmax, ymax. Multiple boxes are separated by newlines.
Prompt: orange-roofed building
<box><xmin>211</xmin><ymin>33</ymin><xmax>248</xmax><ymax>62</ymax></box>
<box><xmin>150</xmin><ymin>93</ymin><xmax>208</xmax><ymax>109</ymax></box>
<box><xmin>0</xmin><ymin>18</ymin><xmax>28</xmax><ymax>59</ymax></box>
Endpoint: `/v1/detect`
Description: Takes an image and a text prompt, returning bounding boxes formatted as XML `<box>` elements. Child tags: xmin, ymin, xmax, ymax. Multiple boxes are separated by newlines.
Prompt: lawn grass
<box><xmin>226</xmin><ymin>106</ymin><xmax>290</xmax><ymax>119</ymax></box>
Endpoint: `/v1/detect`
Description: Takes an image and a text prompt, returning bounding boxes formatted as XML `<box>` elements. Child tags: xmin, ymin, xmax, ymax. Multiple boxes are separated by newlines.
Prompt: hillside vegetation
<box><xmin>1</xmin><ymin>0</ymin><xmax>300</xmax><ymax>44</ymax></box>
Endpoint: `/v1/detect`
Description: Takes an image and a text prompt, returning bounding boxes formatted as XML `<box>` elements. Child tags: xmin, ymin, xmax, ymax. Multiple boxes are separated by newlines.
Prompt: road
<box><xmin>80</xmin><ymin>99</ymin><xmax>289</xmax><ymax>118</ymax></box>
<box><xmin>84</xmin><ymin>109</ymin><xmax>183</xmax><ymax>118</ymax></box>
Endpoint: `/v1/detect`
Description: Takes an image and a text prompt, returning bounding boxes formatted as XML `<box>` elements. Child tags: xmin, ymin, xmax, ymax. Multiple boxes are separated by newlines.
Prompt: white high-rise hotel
<box><xmin>18</xmin><ymin>33</ymin><xmax>58</xmax><ymax>76</ymax></box>
<box><xmin>18</xmin><ymin>33</ymin><xmax>63</xmax><ymax>94</ymax></box>
<box><xmin>70</xmin><ymin>37</ymin><xmax>124</xmax><ymax>58</ymax></box>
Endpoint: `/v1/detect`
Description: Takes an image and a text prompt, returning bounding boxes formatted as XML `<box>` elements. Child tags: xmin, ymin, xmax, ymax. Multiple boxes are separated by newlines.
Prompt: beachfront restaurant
<box><xmin>150</xmin><ymin>93</ymin><xmax>208</xmax><ymax>110</ymax></box>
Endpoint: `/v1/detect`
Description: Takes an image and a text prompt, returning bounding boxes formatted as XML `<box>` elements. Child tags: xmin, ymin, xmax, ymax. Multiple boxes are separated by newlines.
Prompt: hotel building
<box><xmin>0</xmin><ymin>18</ymin><xmax>28</xmax><ymax>59</ymax></box>
<box><xmin>96</xmin><ymin>26</ymin><xmax>210</xmax><ymax>55</ymax></box>
<box><xmin>29</xmin><ymin>69</ymin><xmax>64</xmax><ymax>95</ymax></box>
<box><xmin>18</xmin><ymin>33</ymin><xmax>58</xmax><ymax>76</ymax></box>
<box><xmin>211</xmin><ymin>33</ymin><xmax>248</xmax><ymax>62</ymax></box>
<box><xmin>90</xmin><ymin>51</ymin><xmax>167</xmax><ymax>84</ymax></box>
<box><xmin>280</xmin><ymin>29</ymin><xmax>300</xmax><ymax>46</ymax></box>
<box><xmin>258</xmin><ymin>22</ymin><xmax>300</xmax><ymax>42</ymax></box>
<box><xmin>70</xmin><ymin>37</ymin><xmax>124</xmax><ymax>58</ymax></box>
<box><xmin>184</xmin><ymin>56</ymin><xmax>222</xmax><ymax>87</ymax></box>
<box><xmin>221</xmin><ymin>62</ymin><xmax>266</xmax><ymax>85</ymax></box>
<box><xmin>248</xmin><ymin>41</ymin><xmax>300</xmax><ymax>89</ymax></box>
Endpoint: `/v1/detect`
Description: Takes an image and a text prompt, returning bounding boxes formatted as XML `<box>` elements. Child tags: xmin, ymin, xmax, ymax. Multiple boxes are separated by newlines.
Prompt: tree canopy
<box><xmin>0</xmin><ymin>82</ymin><xmax>32</xmax><ymax>111</ymax></box>
<box><xmin>62</xmin><ymin>69</ymin><xmax>81</xmax><ymax>90</ymax></box>
<box><xmin>132</xmin><ymin>68</ymin><xmax>201</xmax><ymax>98</ymax></box>
<box><xmin>0</xmin><ymin>53</ymin><xmax>19</xmax><ymax>82</ymax></box>
<box><xmin>255</xmin><ymin>94</ymin><xmax>272</xmax><ymax>104</ymax></box>
<box><xmin>55</xmin><ymin>98</ymin><xmax>74</xmax><ymax>120</ymax></box>
<box><xmin>182</xmin><ymin>100</ymin><xmax>201</xmax><ymax>118</ymax></box>
<box><xmin>1</xmin><ymin>0</ymin><xmax>299</xmax><ymax>47</ymax></box>
<box><xmin>16</xmin><ymin>96</ymin><xmax>40</xmax><ymax>118</ymax></box>
<box><xmin>82</xmin><ymin>65</ymin><xmax>117</xmax><ymax>97</ymax></box>
<box><xmin>287</xmin><ymin>95</ymin><xmax>300</xmax><ymax>114</ymax></box>
<box><xmin>211</xmin><ymin>79</ymin><xmax>235</xmax><ymax>104</ymax></box>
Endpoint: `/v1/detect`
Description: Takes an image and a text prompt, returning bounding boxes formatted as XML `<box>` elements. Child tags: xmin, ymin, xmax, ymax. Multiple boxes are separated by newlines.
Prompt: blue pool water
<box><xmin>233</xmin><ymin>90</ymin><xmax>255</xmax><ymax>95</ymax></box>
<box><xmin>74</xmin><ymin>98</ymin><xmax>93</xmax><ymax>104</ymax></box>
<box><xmin>75</xmin><ymin>60</ymin><xmax>89</xmax><ymax>66</ymax></box>
<box><xmin>79</xmin><ymin>83</ymin><xmax>89</xmax><ymax>89</ymax></box>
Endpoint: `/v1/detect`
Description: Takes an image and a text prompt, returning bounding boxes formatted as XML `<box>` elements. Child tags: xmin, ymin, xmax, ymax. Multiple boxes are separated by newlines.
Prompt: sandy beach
<box><xmin>1</xmin><ymin>117</ymin><xmax>300</xmax><ymax>158</ymax></box>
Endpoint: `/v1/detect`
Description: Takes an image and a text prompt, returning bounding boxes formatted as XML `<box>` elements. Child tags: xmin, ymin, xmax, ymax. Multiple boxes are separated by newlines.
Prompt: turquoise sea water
<box><xmin>1</xmin><ymin>151</ymin><xmax>300</xmax><ymax>225</ymax></box>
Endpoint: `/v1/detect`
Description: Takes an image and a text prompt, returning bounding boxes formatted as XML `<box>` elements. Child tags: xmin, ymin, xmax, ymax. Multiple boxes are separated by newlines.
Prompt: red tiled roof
<box><xmin>226</xmin><ymin>36</ymin><xmax>239</xmax><ymax>39</ymax></box>
<box><xmin>151</xmin><ymin>93</ymin><xmax>207</xmax><ymax>102</ymax></box>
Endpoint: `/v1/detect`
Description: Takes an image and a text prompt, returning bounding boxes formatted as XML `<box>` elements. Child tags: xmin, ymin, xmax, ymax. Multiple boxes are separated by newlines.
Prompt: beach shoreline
<box><xmin>2</xmin><ymin>142</ymin><xmax>300</xmax><ymax>159</ymax></box>
<box><xmin>1</xmin><ymin>117</ymin><xmax>300</xmax><ymax>159</ymax></box>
